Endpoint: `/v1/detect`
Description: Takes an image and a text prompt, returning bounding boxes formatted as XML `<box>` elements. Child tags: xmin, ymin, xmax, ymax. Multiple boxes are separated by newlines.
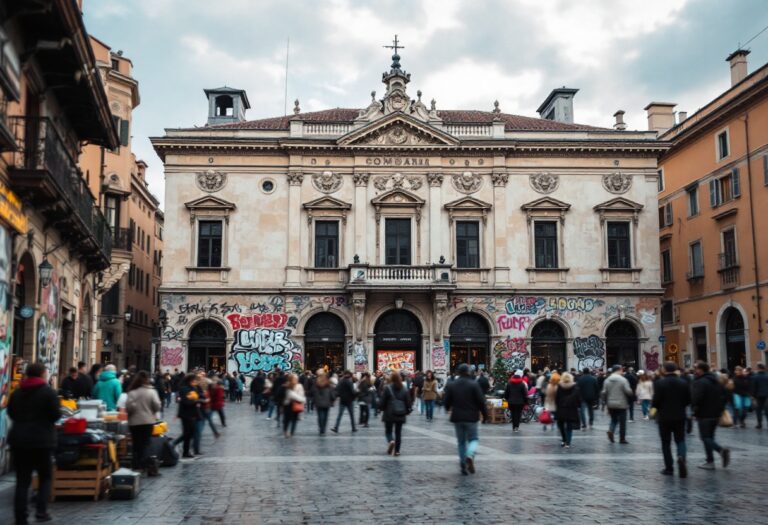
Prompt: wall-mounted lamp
<box><xmin>38</xmin><ymin>258</ymin><xmax>53</xmax><ymax>288</ymax></box>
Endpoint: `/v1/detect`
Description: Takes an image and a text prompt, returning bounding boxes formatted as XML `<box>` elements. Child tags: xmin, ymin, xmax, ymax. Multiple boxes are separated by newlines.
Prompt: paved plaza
<box><xmin>2</xmin><ymin>400</ymin><xmax>767</xmax><ymax>525</ymax></box>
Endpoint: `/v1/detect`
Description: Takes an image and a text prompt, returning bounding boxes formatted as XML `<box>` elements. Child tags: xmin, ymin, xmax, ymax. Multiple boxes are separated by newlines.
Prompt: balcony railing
<box><xmin>347</xmin><ymin>263</ymin><xmax>454</xmax><ymax>288</ymax></box>
<box><xmin>718</xmin><ymin>252</ymin><xmax>739</xmax><ymax>288</ymax></box>
<box><xmin>8</xmin><ymin>116</ymin><xmax>112</xmax><ymax>270</ymax></box>
<box><xmin>112</xmin><ymin>227</ymin><xmax>133</xmax><ymax>251</ymax></box>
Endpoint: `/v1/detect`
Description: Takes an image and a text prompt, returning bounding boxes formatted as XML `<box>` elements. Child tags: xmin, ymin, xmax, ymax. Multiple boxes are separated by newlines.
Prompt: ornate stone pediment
<box><xmin>521</xmin><ymin>196</ymin><xmax>571</xmax><ymax>213</ymax></box>
<box><xmin>302</xmin><ymin>196</ymin><xmax>352</xmax><ymax>211</ymax></box>
<box><xmin>444</xmin><ymin>196</ymin><xmax>492</xmax><ymax>211</ymax></box>
<box><xmin>371</xmin><ymin>188</ymin><xmax>425</xmax><ymax>208</ymax></box>
<box><xmin>185</xmin><ymin>195</ymin><xmax>236</xmax><ymax>222</ymax></box>
<box><xmin>338</xmin><ymin>112</ymin><xmax>457</xmax><ymax>147</ymax></box>
<box><xmin>372</xmin><ymin>172</ymin><xmax>423</xmax><ymax>192</ymax></box>
<box><xmin>593</xmin><ymin>196</ymin><xmax>643</xmax><ymax>212</ymax></box>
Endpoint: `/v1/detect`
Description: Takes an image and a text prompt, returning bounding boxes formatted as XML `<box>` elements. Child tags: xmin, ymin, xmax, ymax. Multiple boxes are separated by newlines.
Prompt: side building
<box><xmin>657</xmin><ymin>50</ymin><xmax>768</xmax><ymax>370</ymax></box>
<box><xmin>152</xmin><ymin>53</ymin><xmax>667</xmax><ymax>378</ymax></box>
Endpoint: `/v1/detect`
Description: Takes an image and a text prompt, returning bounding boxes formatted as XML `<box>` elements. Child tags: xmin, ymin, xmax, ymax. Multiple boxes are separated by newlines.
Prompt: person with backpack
<box><xmin>504</xmin><ymin>370</ymin><xmax>528</xmax><ymax>432</ymax></box>
<box><xmin>379</xmin><ymin>371</ymin><xmax>411</xmax><ymax>455</ymax></box>
<box><xmin>651</xmin><ymin>362</ymin><xmax>691</xmax><ymax>478</ymax></box>
<box><xmin>443</xmin><ymin>363</ymin><xmax>488</xmax><ymax>475</ymax></box>
<box><xmin>691</xmin><ymin>361</ymin><xmax>731</xmax><ymax>470</ymax></box>
<box><xmin>331</xmin><ymin>370</ymin><xmax>357</xmax><ymax>434</ymax></box>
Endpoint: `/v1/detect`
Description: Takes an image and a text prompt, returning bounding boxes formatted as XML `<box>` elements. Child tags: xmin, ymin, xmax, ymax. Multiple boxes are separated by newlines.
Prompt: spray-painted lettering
<box><xmin>160</xmin><ymin>346</ymin><xmax>184</xmax><ymax>367</ymax></box>
<box><xmin>230</xmin><ymin>328</ymin><xmax>301</xmax><ymax>375</ymax></box>
<box><xmin>573</xmin><ymin>335</ymin><xmax>606</xmax><ymax>371</ymax></box>
<box><xmin>496</xmin><ymin>314</ymin><xmax>530</xmax><ymax>333</ymax></box>
<box><xmin>227</xmin><ymin>313</ymin><xmax>288</xmax><ymax>330</ymax></box>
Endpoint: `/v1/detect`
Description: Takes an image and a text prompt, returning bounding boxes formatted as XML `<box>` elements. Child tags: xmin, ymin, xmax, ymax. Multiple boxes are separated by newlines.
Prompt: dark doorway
<box><xmin>449</xmin><ymin>313</ymin><xmax>490</xmax><ymax>373</ymax></box>
<box><xmin>12</xmin><ymin>252</ymin><xmax>36</xmax><ymax>362</ymax></box>
<box><xmin>724</xmin><ymin>307</ymin><xmax>746</xmax><ymax>370</ymax></box>
<box><xmin>304</xmin><ymin>312</ymin><xmax>346</xmax><ymax>373</ymax></box>
<box><xmin>374</xmin><ymin>310</ymin><xmax>421</xmax><ymax>373</ymax></box>
<box><xmin>606</xmin><ymin>321</ymin><xmax>639</xmax><ymax>369</ymax></box>
<box><xmin>188</xmin><ymin>321</ymin><xmax>226</xmax><ymax>372</ymax></box>
<box><xmin>530</xmin><ymin>321</ymin><xmax>566</xmax><ymax>372</ymax></box>
<box><xmin>692</xmin><ymin>326</ymin><xmax>708</xmax><ymax>363</ymax></box>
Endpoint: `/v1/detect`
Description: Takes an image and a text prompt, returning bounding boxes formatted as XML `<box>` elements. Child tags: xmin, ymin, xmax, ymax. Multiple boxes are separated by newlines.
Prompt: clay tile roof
<box><xmin>200</xmin><ymin>107</ymin><xmax>606</xmax><ymax>131</ymax></box>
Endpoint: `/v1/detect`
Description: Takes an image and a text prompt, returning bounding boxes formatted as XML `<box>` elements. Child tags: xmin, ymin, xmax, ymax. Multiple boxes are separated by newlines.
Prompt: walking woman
<box><xmin>379</xmin><ymin>372</ymin><xmax>411</xmax><ymax>456</ymax></box>
<box><xmin>636</xmin><ymin>371</ymin><xmax>654</xmax><ymax>420</ymax></box>
<box><xmin>554</xmin><ymin>372</ymin><xmax>582</xmax><ymax>448</ymax></box>
<box><xmin>210</xmin><ymin>376</ymin><xmax>227</xmax><ymax>427</ymax></box>
<box><xmin>732</xmin><ymin>366</ymin><xmax>752</xmax><ymax>428</ymax></box>
<box><xmin>422</xmin><ymin>371</ymin><xmax>438</xmax><ymax>421</ymax></box>
<box><xmin>313</xmin><ymin>371</ymin><xmax>334</xmax><ymax>434</ymax></box>
<box><xmin>357</xmin><ymin>373</ymin><xmax>374</xmax><ymax>428</ymax></box>
<box><xmin>177</xmin><ymin>374</ymin><xmax>202</xmax><ymax>458</ymax></box>
<box><xmin>543</xmin><ymin>373</ymin><xmax>559</xmax><ymax>432</ymax></box>
<box><xmin>504</xmin><ymin>370</ymin><xmax>529</xmax><ymax>432</ymax></box>
<box><xmin>282</xmin><ymin>373</ymin><xmax>306</xmax><ymax>438</ymax></box>
<box><xmin>126</xmin><ymin>371</ymin><xmax>162</xmax><ymax>474</ymax></box>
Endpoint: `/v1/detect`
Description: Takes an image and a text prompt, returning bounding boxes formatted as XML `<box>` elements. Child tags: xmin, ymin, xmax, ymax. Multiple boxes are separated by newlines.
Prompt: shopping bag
<box><xmin>718</xmin><ymin>410</ymin><xmax>733</xmax><ymax>427</ymax></box>
<box><xmin>539</xmin><ymin>409</ymin><xmax>553</xmax><ymax>425</ymax></box>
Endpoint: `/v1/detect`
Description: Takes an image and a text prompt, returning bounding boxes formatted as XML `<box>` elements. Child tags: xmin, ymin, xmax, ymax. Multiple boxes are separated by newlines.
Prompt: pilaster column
<box><xmin>352</xmin><ymin>292</ymin><xmax>367</xmax><ymax>342</ymax></box>
<box><xmin>285</xmin><ymin>170</ymin><xmax>304</xmax><ymax>286</ymax></box>
<box><xmin>492</xmin><ymin>169</ymin><xmax>510</xmax><ymax>285</ymax></box>
<box><xmin>433</xmin><ymin>292</ymin><xmax>448</xmax><ymax>341</ymax></box>
<box><xmin>353</xmin><ymin>172</ymin><xmax>369</xmax><ymax>263</ymax></box>
<box><xmin>427</xmin><ymin>172</ymin><xmax>443</xmax><ymax>263</ymax></box>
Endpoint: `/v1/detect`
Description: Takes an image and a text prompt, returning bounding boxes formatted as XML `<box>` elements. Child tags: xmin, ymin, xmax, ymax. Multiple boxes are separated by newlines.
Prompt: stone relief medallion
<box><xmin>602</xmin><ymin>172</ymin><xmax>632</xmax><ymax>194</ymax></box>
<box><xmin>530</xmin><ymin>172</ymin><xmax>559</xmax><ymax>194</ymax></box>
<box><xmin>372</xmin><ymin>173</ymin><xmax>423</xmax><ymax>192</ymax></box>
<box><xmin>451</xmin><ymin>171</ymin><xmax>482</xmax><ymax>194</ymax></box>
<box><xmin>311</xmin><ymin>171</ymin><xmax>343</xmax><ymax>194</ymax></box>
<box><xmin>196</xmin><ymin>169</ymin><xmax>227</xmax><ymax>193</ymax></box>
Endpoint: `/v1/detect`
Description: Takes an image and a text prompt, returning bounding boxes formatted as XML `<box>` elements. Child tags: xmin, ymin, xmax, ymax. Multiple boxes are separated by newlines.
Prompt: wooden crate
<box><xmin>52</xmin><ymin>447</ymin><xmax>112</xmax><ymax>501</ymax></box>
<box><xmin>486</xmin><ymin>405</ymin><xmax>507</xmax><ymax>424</ymax></box>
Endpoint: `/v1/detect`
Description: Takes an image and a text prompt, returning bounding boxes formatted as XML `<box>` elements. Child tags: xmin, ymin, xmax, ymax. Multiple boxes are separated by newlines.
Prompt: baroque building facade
<box><xmin>152</xmin><ymin>53</ymin><xmax>667</xmax><ymax>378</ymax></box>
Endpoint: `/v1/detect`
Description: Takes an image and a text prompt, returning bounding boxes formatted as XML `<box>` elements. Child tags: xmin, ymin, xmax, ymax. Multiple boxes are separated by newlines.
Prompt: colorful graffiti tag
<box><xmin>230</xmin><ymin>328</ymin><xmax>302</xmax><ymax>375</ymax></box>
<box><xmin>0</xmin><ymin>228</ymin><xmax>12</xmax><ymax>471</ymax></box>
<box><xmin>37</xmin><ymin>273</ymin><xmax>61</xmax><ymax>380</ymax></box>
<box><xmin>494</xmin><ymin>338</ymin><xmax>528</xmax><ymax>373</ymax></box>
<box><xmin>505</xmin><ymin>296</ymin><xmax>603</xmax><ymax>316</ymax></box>
<box><xmin>431</xmin><ymin>343</ymin><xmax>447</xmax><ymax>375</ymax></box>
<box><xmin>159</xmin><ymin>346</ymin><xmax>184</xmax><ymax>368</ymax></box>
<box><xmin>377</xmin><ymin>351</ymin><xmax>415</xmax><ymax>373</ymax></box>
<box><xmin>353</xmin><ymin>342</ymin><xmax>367</xmax><ymax>373</ymax></box>
<box><xmin>573</xmin><ymin>335</ymin><xmax>606</xmax><ymax>371</ymax></box>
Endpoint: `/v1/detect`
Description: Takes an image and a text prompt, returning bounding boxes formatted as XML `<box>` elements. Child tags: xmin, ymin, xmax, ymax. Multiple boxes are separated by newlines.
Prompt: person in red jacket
<box><xmin>504</xmin><ymin>370</ymin><xmax>529</xmax><ymax>432</ymax></box>
<box><xmin>210</xmin><ymin>377</ymin><xmax>227</xmax><ymax>427</ymax></box>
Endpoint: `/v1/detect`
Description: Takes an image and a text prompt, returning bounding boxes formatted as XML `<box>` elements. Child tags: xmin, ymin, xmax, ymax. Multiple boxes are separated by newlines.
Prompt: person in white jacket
<box><xmin>635</xmin><ymin>371</ymin><xmax>654</xmax><ymax>420</ymax></box>
<box><xmin>282</xmin><ymin>373</ymin><xmax>306</xmax><ymax>438</ymax></box>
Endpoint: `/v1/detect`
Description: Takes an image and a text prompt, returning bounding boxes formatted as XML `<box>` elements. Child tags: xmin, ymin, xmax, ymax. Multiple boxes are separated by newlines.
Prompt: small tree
<box><xmin>491</xmin><ymin>348</ymin><xmax>510</xmax><ymax>392</ymax></box>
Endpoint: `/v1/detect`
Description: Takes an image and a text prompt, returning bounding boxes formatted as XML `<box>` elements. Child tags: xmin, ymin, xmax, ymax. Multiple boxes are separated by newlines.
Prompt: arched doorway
<box><xmin>449</xmin><ymin>313</ymin><xmax>490</xmax><ymax>373</ymax></box>
<box><xmin>12</xmin><ymin>252</ymin><xmax>36</xmax><ymax>362</ymax></box>
<box><xmin>724</xmin><ymin>307</ymin><xmax>746</xmax><ymax>370</ymax></box>
<box><xmin>530</xmin><ymin>321</ymin><xmax>566</xmax><ymax>372</ymax></box>
<box><xmin>374</xmin><ymin>310</ymin><xmax>421</xmax><ymax>373</ymax></box>
<box><xmin>304</xmin><ymin>313</ymin><xmax>346</xmax><ymax>373</ymax></box>
<box><xmin>188</xmin><ymin>321</ymin><xmax>226</xmax><ymax>373</ymax></box>
<box><xmin>606</xmin><ymin>321</ymin><xmax>639</xmax><ymax>369</ymax></box>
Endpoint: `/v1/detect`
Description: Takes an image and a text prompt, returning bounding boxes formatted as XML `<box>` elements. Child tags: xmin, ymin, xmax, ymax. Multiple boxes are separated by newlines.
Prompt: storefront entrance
<box><xmin>188</xmin><ymin>321</ymin><xmax>226</xmax><ymax>373</ymax></box>
<box><xmin>304</xmin><ymin>312</ymin><xmax>346</xmax><ymax>373</ymax></box>
<box><xmin>605</xmin><ymin>321</ymin><xmax>639</xmax><ymax>370</ymax></box>
<box><xmin>724</xmin><ymin>307</ymin><xmax>746</xmax><ymax>370</ymax></box>
<box><xmin>530</xmin><ymin>321</ymin><xmax>566</xmax><ymax>372</ymax></box>
<box><xmin>449</xmin><ymin>313</ymin><xmax>490</xmax><ymax>373</ymax></box>
<box><xmin>374</xmin><ymin>310</ymin><xmax>421</xmax><ymax>373</ymax></box>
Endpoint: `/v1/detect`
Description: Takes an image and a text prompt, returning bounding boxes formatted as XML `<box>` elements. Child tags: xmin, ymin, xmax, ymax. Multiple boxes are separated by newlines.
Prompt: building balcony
<box><xmin>686</xmin><ymin>267</ymin><xmax>704</xmax><ymax>282</ymax></box>
<box><xmin>8</xmin><ymin>116</ymin><xmax>112</xmax><ymax>271</ymax></box>
<box><xmin>718</xmin><ymin>253</ymin><xmax>739</xmax><ymax>289</ymax></box>
<box><xmin>346</xmin><ymin>263</ymin><xmax>455</xmax><ymax>290</ymax></box>
<box><xmin>112</xmin><ymin>227</ymin><xmax>134</xmax><ymax>252</ymax></box>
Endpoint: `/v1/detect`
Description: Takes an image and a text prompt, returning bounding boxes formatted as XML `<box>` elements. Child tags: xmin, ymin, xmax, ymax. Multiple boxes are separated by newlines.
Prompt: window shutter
<box><xmin>731</xmin><ymin>168</ymin><xmax>740</xmax><ymax>197</ymax></box>
<box><xmin>665</xmin><ymin>202</ymin><xmax>673</xmax><ymax>226</ymax></box>
<box><xmin>764</xmin><ymin>155</ymin><xmax>768</xmax><ymax>186</ymax></box>
<box><xmin>709</xmin><ymin>179</ymin><xmax>718</xmax><ymax>207</ymax></box>
<box><xmin>120</xmin><ymin>119</ymin><xmax>130</xmax><ymax>146</ymax></box>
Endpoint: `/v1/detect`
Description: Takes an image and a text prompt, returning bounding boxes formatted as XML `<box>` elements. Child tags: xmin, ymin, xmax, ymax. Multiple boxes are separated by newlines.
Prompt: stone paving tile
<box><xmin>1</xmin><ymin>401</ymin><xmax>768</xmax><ymax>524</ymax></box>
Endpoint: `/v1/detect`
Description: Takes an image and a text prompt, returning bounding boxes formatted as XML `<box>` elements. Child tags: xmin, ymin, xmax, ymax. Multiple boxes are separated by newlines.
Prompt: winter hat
<box><xmin>514</xmin><ymin>370</ymin><xmax>523</xmax><ymax>377</ymax></box>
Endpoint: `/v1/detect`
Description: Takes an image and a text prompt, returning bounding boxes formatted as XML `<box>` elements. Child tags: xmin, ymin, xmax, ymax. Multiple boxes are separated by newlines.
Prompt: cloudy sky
<box><xmin>83</xmin><ymin>0</ymin><xmax>768</xmax><ymax>207</ymax></box>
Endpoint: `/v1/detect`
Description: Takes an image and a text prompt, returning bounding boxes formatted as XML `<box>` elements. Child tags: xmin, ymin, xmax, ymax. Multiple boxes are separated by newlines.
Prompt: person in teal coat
<box><xmin>92</xmin><ymin>364</ymin><xmax>123</xmax><ymax>410</ymax></box>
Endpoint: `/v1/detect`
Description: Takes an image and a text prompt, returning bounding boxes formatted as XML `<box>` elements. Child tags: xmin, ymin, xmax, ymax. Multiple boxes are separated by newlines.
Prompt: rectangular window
<box><xmin>314</xmin><ymin>220</ymin><xmax>339</xmax><ymax>268</ymax></box>
<box><xmin>105</xmin><ymin>195</ymin><xmax>119</xmax><ymax>231</ymax></box>
<box><xmin>111</xmin><ymin>58</ymin><xmax>119</xmax><ymax>71</ymax></box>
<box><xmin>456</xmin><ymin>221</ymin><xmax>480</xmax><ymax>269</ymax></box>
<box><xmin>709</xmin><ymin>171</ymin><xmax>739</xmax><ymax>207</ymax></box>
<box><xmin>101</xmin><ymin>285</ymin><xmax>119</xmax><ymax>316</ymax></box>
<box><xmin>659</xmin><ymin>202</ymin><xmax>673</xmax><ymax>227</ymax></box>
<box><xmin>385</xmin><ymin>218</ymin><xmax>411</xmax><ymax>265</ymax></box>
<box><xmin>687</xmin><ymin>186</ymin><xmax>699</xmax><ymax>217</ymax></box>
<box><xmin>120</xmin><ymin>119</ymin><xmax>129</xmax><ymax>147</ymax></box>
<box><xmin>689</xmin><ymin>241</ymin><xmax>704</xmax><ymax>277</ymax></box>
<box><xmin>661</xmin><ymin>300</ymin><xmax>674</xmax><ymax>325</ymax></box>
<box><xmin>145</xmin><ymin>274</ymin><xmax>150</xmax><ymax>296</ymax></box>
<box><xmin>693</xmin><ymin>326</ymin><xmax>708</xmax><ymax>362</ymax></box>
<box><xmin>717</xmin><ymin>130</ymin><xmax>729</xmax><ymax>160</ymax></box>
<box><xmin>607</xmin><ymin>221</ymin><xmax>631</xmax><ymax>269</ymax></box>
<box><xmin>657</xmin><ymin>169</ymin><xmax>664</xmax><ymax>192</ymax></box>
<box><xmin>722</xmin><ymin>229</ymin><xmax>737</xmax><ymax>268</ymax></box>
<box><xmin>661</xmin><ymin>249</ymin><xmax>672</xmax><ymax>283</ymax></box>
<box><xmin>197</xmin><ymin>220</ymin><xmax>223</xmax><ymax>267</ymax></box>
<box><xmin>534</xmin><ymin>221</ymin><xmax>558</xmax><ymax>269</ymax></box>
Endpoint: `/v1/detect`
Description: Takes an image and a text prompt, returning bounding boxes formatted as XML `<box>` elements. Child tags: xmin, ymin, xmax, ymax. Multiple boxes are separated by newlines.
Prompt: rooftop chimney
<box><xmin>726</xmin><ymin>49</ymin><xmax>750</xmax><ymax>86</ymax></box>
<box><xmin>204</xmin><ymin>86</ymin><xmax>250</xmax><ymax>126</ymax></box>
<box><xmin>677</xmin><ymin>111</ymin><xmax>687</xmax><ymax>124</ymax></box>
<box><xmin>613</xmin><ymin>110</ymin><xmax>627</xmax><ymax>131</ymax></box>
<box><xmin>644</xmin><ymin>102</ymin><xmax>676</xmax><ymax>133</ymax></box>
<box><xmin>537</xmin><ymin>87</ymin><xmax>578</xmax><ymax>124</ymax></box>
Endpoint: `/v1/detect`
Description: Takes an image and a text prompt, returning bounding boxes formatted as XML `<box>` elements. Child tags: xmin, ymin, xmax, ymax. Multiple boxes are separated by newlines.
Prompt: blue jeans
<box><xmin>698</xmin><ymin>418</ymin><xmax>722</xmax><ymax>463</ymax></box>
<box><xmin>193</xmin><ymin>418</ymin><xmax>204</xmax><ymax>454</ymax></box>
<box><xmin>267</xmin><ymin>400</ymin><xmax>279</xmax><ymax>420</ymax></box>
<box><xmin>732</xmin><ymin>394</ymin><xmax>751</xmax><ymax>424</ymax></box>
<box><xmin>424</xmin><ymin>400</ymin><xmax>435</xmax><ymax>420</ymax></box>
<box><xmin>641</xmin><ymin>399</ymin><xmax>651</xmax><ymax>417</ymax></box>
<box><xmin>453</xmin><ymin>421</ymin><xmax>479</xmax><ymax>467</ymax></box>
<box><xmin>334</xmin><ymin>403</ymin><xmax>356</xmax><ymax>431</ymax></box>
<box><xmin>579</xmin><ymin>401</ymin><xmax>594</xmax><ymax>427</ymax></box>
<box><xmin>608</xmin><ymin>408</ymin><xmax>627</xmax><ymax>441</ymax></box>
<box><xmin>558</xmin><ymin>420</ymin><xmax>575</xmax><ymax>445</ymax></box>
<box><xmin>316</xmin><ymin>407</ymin><xmax>329</xmax><ymax>433</ymax></box>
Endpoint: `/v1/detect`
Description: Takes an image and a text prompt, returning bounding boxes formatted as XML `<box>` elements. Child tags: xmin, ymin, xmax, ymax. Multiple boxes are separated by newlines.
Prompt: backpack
<box><xmin>388</xmin><ymin>386</ymin><xmax>407</xmax><ymax>416</ymax></box>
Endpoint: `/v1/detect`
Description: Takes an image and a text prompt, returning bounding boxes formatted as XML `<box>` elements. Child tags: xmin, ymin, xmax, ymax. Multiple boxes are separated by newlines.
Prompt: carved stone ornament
<box><xmin>352</xmin><ymin>173</ymin><xmax>370</xmax><ymax>187</ymax></box>
<box><xmin>360</xmin><ymin>124</ymin><xmax>439</xmax><ymax>146</ymax></box>
<box><xmin>529</xmin><ymin>172</ymin><xmax>559</xmax><ymax>194</ymax></box>
<box><xmin>451</xmin><ymin>171</ymin><xmax>482</xmax><ymax>194</ymax></box>
<box><xmin>491</xmin><ymin>171</ymin><xmax>509</xmax><ymax>187</ymax></box>
<box><xmin>287</xmin><ymin>172</ymin><xmax>304</xmax><ymax>186</ymax></box>
<box><xmin>427</xmin><ymin>173</ymin><xmax>444</xmax><ymax>187</ymax></box>
<box><xmin>373</xmin><ymin>173</ymin><xmax>423</xmax><ymax>192</ymax></box>
<box><xmin>311</xmin><ymin>171</ymin><xmax>343</xmax><ymax>194</ymax></box>
<box><xmin>196</xmin><ymin>169</ymin><xmax>227</xmax><ymax>193</ymax></box>
<box><xmin>602</xmin><ymin>172</ymin><xmax>632</xmax><ymax>194</ymax></box>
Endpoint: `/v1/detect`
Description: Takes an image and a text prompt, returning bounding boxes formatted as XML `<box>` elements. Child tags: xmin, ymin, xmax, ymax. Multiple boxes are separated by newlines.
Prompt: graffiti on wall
<box><xmin>494</xmin><ymin>338</ymin><xmax>528</xmax><ymax>372</ymax></box>
<box><xmin>230</xmin><ymin>328</ymin><xmax>302</xmax><ymax>375</ymax></box>
<box><xmin>227</xmin><ymin>313</ymin><xmax>288</xmax><ymax>330</ymax></box>
<box><xmin>431</xmin><ymin>343</ymin><xmax>447</xmax><ymax>375</ymax></box>
<box><xmin>377</xmin><ymin>351</ymin><xmax>415</xmax><ymax>373</ymax></box>
<box><xmin>573</xmin><ymin>335</ymin><xmax>606</xmax><ymax>371</ymax></box>
<box><xmin>37</xmin><ymin>273</ymin><xmax>61</xmax><ymax>380</ymax></box>
<box><xmin>159</xmin><ymin>346</ymin><xmax>184</xmax><ymax>368</ymax></box>
<box><xmin>0</xmin><ymin>228</ymin><xmax>12</xmax><ymax>471</ymax></box>
<box><xmin>353</xmin><ymin>342</ymin><xmax>367</xmax><ymax>373</ymax></box>
<box><xmin>644</xmin><ymin>347</ymin><xmax>660</xmax><ymax>371</ymax></box>
<box><xmin>505</xmin><ymin>296</ymin><xmax>604</xmax><ymax>316</ymax></box>
<box><xmin>496</xmin><ymin>314</ymin><xmax>530</xmax><ymax>333</ymax></box>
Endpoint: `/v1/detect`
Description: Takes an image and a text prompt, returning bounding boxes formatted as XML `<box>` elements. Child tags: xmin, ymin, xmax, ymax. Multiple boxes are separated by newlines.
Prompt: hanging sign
<box><xmin>19</xmin><ymin>305</ymin><xmax>34</xmax><ymax>319</ymax></box>
<box><xmin>0</xmin><ymin>180</ymin><xmax>27</xmax><ymax>233</ymax></box>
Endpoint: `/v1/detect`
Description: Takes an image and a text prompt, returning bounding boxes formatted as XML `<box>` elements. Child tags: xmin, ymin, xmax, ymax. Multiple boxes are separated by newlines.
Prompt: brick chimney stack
<box><xmin>726</xmin><ymin>49</ymin><xmax>750</xmax><ymax>86</ymax></box>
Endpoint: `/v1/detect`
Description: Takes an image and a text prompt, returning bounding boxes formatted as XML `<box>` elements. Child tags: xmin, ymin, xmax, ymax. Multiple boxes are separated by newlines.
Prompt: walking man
<box><xmin>331</xmin><ymin>370</ymin><xmax>357</xmax><ymax>433</ymax></box>
<box><xmin>651</xmin><ymin>362</ymin><xmax>690</xmax><ymax>478</ymax></box>
<box><xmin>752</xmin><ymin>363</ymin><xmax>768</xmax><ymax>429</ymax></box>
<box><xmin>691</xmin><ymin>361</ymin><xmax>731</xmax><ymax>470</ymax></box>
<box><xmin>576</xmin><ymin>367</ymin><xmax>599</xmax><ymax>430</ymax></box>
<box><xmin>601</xmin><ymin>364</ymin><xmax>632</xmax><ymax>444</ymax></box>
<box><xmin>443</xmin><ymin>363</ymin><xmax>488</xmax><ymax>475</ymax></box>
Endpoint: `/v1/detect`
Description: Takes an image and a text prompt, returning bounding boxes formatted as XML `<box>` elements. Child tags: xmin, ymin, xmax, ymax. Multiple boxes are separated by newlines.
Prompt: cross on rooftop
<box><xmin>383</xmin><ymin>35</ymin><xmax>404</xmax><ymax>55</ymax></box>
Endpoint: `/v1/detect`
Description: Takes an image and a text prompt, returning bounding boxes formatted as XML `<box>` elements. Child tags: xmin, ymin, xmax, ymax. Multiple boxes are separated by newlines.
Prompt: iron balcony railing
<box><xmin>112</xmin><ymin>227</ymin><xmax>133</xmax><ymax>251</ymax></box>
<box><xmin>718</xmin><ymin>252</ymin><xmax>739</xmax><ymax>288</ymax></box>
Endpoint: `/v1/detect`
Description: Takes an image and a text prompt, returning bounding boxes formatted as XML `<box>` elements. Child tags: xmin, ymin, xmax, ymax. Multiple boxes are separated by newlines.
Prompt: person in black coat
<box><xmin>625</xmin><ymin>368</ymin><xmax>638</xmax><ymax>421</ymax></box>
<box><xmin>752</xmin><ymin>363</ymin><xmax>768</xmax><ymax>429</ymax></box>
<box><xmin>8</xmin><ymin>362</ymin><xmax>60</xmax><ymax>524</ymax></box>
<box><xmin>379</xmin><ymin>372</ymin><xmax>411</xmax><ymax>455</ymax></box>
<box><xmin>554</xmin><ymin>373</ymin><xmax>581</xmax><ymax>448</ymax></box>
<box><xmin>331</xmin><ymin>370</ymin><xmax>357</xmax><ymax>433</ymax></box>
<box><xmin>175</xmin><ymin>374</ymin><xmax>203</xmax><ymax>458</ymax></box>
<box><xmin>503</xmin><ymin>371</ymin><xmax>528</xmax><ymax>432</ymax></box>
<box><xmin>691</xmin><ymin>362</ymin><xmax>730</xmax><ymax>470</ymax></box>
<box><xmin>652</xmin><ymin>362</ymin><xmax>691</xmax><ymax>477</ymax></box>
<box><xmin>250</xmin><ymin>371</ymin><xmax>266</xmax><ymax>412</ymax></box>
<box><xmin>576</xmin><ymin>368</ymin><xmax>599</xmax><ymax>429</ymax></box>
<box><xmin>443</xmin><ymin>363</ymin><xmax>488</xmax><ymax>475</ymax></box>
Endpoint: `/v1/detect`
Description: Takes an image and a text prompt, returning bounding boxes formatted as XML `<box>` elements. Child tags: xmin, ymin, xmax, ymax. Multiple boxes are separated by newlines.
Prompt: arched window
<box><xmin>605</xmin><ymin>321</ymin><xmax>638</xmax><ymax>369</ymax></box>
<box><xmin>724</xmin><ymin>307</ymin><xmax>746</xmax><ymax>370</ymax></box>
<box><xmin>304</xmin><ymin>313</ymin><xmax>346</xmax><ymax>373</ymax></box>
<box><xmin>449</xmin><ymin>313</ymin><xmax>490</xmax><ymax>372</ymax></box>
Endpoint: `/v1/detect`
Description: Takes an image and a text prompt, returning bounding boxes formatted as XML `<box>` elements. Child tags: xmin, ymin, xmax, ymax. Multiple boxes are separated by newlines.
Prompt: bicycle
<box><xmin>505</xmin><ymin>392</ymin><xmax>542</xmax><ymax>424</ymax></box>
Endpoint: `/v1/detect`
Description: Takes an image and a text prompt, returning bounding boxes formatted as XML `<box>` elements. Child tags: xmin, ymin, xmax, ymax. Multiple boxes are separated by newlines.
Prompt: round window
<box><xmin>261</xmin><ymin>179</ymin><xmax>275</xmax><ymax>193</ymax></box>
